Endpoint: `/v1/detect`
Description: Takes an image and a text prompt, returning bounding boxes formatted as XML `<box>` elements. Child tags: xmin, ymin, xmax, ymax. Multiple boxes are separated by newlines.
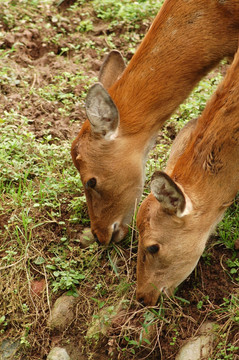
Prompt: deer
<box><xmin>136</xmin><ymin>44</ymin><xmax>239</xmax><ymax>307</ymax></box>
<box><xmin>71</xmin><ymin>0</ymin><xmax>239</xmax><ymax>245</ymax></box>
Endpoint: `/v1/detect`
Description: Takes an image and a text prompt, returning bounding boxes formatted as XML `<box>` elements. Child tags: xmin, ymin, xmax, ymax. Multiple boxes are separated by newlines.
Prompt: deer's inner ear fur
<box><xmin>85</xmin><ymin>50</ymin><xmax>126</xmax><ymax>139</ymax></box>
<box><xmin>85</xmin><ymin>83</ymin><xmax>119</xmax><ymax>140</ymax></box>
<box><xmin>151</xmin><ymin>171</ymin><xmax>186</xmax><ymax>216</ymax></box>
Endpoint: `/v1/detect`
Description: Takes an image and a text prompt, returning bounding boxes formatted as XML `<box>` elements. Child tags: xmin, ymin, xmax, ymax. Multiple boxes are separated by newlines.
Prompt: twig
<box><xmin>43</xmin><ymin>264</ymin><xmax>51</xmax><ymax>317</ymax></box>
<box><xmin>0</xmin><ymin>257</ymin><xmax>24</xmax><ymax>271</ymax></box>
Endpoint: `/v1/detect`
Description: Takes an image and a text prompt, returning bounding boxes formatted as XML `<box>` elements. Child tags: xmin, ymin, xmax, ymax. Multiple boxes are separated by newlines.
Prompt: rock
<box><xmin>48</xmin><ymin>294</ymin><xmax>78</xmax><ymax>331</ymax></box>
<box><xmin>86</xmin><ymin>300</ymin><xmax>125</xmax><ymax>339</ymax></box>
<box><xmin>175</xmin><ymin>322</ymin><xmax>216</xmax><ymax>360</ymax></box>
<box><xmin>91</xmin><ymin>59</ymin><xmax>102</xmax><ymax>72</ymax></box>
<box><xmin>4</xmin><ymin>34</ymin><xmax>15</xmax><ymax>47</ymax></box>
<box><xmin>79</xmin><ymin>228</ymin><xmax>95</xmax><ymax>248</ymax></box>
<box><xmin>234</xmin><ymin>238</ymin><xmax>239</xmax><ymax>250</ymax></box>
<box><xmin>31</xmin><ymin>278</ymin><xmax>45</xmax><ymax>296</ymax></box>
<box><xmin>0</xmin><ymin>339</ymin><xmax>21</xmax><ymax>359</ymax></box>
<box><xmin>47</xmin><ymin>347</ymin><xmax>70</xmax><ymax>360</ymax></box>
<box><xmin>57</xmin><ymin>0</ymin><xmax>77</xmax><ymax>11</ymax></box>
<box><xmin>22</xmin><ymin>29</ymin><xmax>33</xmax><ymax>40</ymax></box>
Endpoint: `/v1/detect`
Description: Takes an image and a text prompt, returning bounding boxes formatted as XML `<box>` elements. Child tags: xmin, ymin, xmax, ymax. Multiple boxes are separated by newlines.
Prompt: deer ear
<box><xmin>85</xmin><ymin>83</ymin><xmax>119</xmax><ymax>139</ymax></box>
<box><xmin>99</xmin><ymin>50</ymin><xmax>126</xmax><ymax>90</ymax></box>
<box><xmin>151</xmin><ymin>171</ymin><xmax>186</xmax><ymax>216</ymax></box>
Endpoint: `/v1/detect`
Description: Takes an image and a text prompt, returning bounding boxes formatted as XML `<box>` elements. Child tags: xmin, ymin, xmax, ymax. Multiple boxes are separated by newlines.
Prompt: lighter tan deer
<box><xmin>136</xmin><ymin>45</ymin><xmax>239</xmax><ymax>306</ymax></box>
<box><xmin>71</xmin><ymin>0</ymin><xmax>239</xmax><ymax>245</ymax></box>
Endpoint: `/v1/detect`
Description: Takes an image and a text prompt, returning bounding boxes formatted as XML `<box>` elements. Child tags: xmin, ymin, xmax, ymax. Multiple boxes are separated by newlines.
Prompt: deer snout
<box><xmin>136</xmin><ymin>289</ymin><xmax>161</xmax><ymax>307</ymax></box>
<box><xmin>110</xmin><ymin>222</ymin><xmax>128</xmax><ymax>243</ymax></box>
<box><xmin>93</xmin><ymin>234</ymin><xmax>101</xmax><ymax>245</ymax></box>
<box><xmin>91</xmin><ymin>222</ymin><xmax>128</xmax><ymax>245</ymax></box>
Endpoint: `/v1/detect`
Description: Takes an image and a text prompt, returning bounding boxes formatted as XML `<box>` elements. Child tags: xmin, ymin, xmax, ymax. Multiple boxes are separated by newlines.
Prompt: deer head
<box><xmin>71</xmin><ymin>51</ymin><xmax>145</xmax><ymax>245</ymax></box>
<box><xmin>136</xmin><ymin>170</ymin><xmax>210</xmax><ymax>306</ymax></box>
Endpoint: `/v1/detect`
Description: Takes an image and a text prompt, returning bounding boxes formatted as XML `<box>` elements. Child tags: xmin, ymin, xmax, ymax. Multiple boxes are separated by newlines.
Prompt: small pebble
<box><xmin>47</xmin><ymin>347</ymin><xmax>70</xmax><ymax>360</ymax></box>
<box><xmin>234</xmin><ymin>238</ymin><xmax>239</xmax><ymax>251</ymax></box>
<box><xmin>79</xmin><ymin>228</ymin><xmax>95</xmax><ymax>248</ymax></box>
<box><xmin>31</xmin><ymin>279</ymin><xmax>45</xmax><ymax>296</ymax></box>
<box><xmin>48</xmin><ymin>295</ymin><xmax>77</xmax><ymax>331</ymax></box>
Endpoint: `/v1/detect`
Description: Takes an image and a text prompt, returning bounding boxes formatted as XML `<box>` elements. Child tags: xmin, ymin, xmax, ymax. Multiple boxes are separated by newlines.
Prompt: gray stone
<box><xmin>47</xmin><ymin>347</ymin><xmax>70</xmax><ymax>360</ymax></box>
<box><xmin>0</xmin><ymin>339</ymin><xmax>21</xmax><ymax>359</ymax></box>
<box><xmin>79</xmin><ymin>228</ymin><xmax>95</xmax><ymax>248</ymax></box>
<box><xmin>175</xmin><ymin>322</ymin><xmax>216</xmax><ymax>360</ymax></box>
<box><xmin>86</xmin><ymin>300</ymin><xmax>125</xmax><ymax>339</ymax></box>
<box><xmin>48</xmin><ymin>294</ymin><xmax>77</xmax><ymax>331</ymax></box>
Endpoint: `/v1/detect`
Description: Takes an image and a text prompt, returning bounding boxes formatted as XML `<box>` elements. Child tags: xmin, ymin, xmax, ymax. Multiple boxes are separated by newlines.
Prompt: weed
<box><xmin>46</xmin><ymin>255</ymin><xmax>86</xmax><ymax>295</ymax></box>
<box><xmin>20</xmin><ymin>324</ymin><xmax>31</xmax><ymax>348</ymax></box>
<box><xmin>169</xmin><ymin>328</ymin><xmax>179</xmax><ymax>346</ymax></box>
<box><xmin>0</xmin><ymin>316</ymin><xmax>8</xmax><ymax>334</ymax></box>
<box><xmin>93</xmin><ymin>0</ymin><xmax>163</xmax><ymax>29</ymax></box>
<box><xmin>217</xmin><ymin>196</ymin><xmax>239</xmax><ymax>250</ymax></box>
<box><xmin>77</xmin><ymin>19</ymin><xmax>93</xmax><ymax>33</ymax></box>
<box><xmin>202</xmin><ymin>251</ymin><xmax>212</xmax><ymax>265</ymax></box>
<box><xmin>226</xmin><ymin>258</ymin><xmax>239</xmax><ymax>281</ymax></box>
<box><xmin>69</xmin><ymin>195</ymin><xmax>89</xmax><ymax>224</ymax></box>
<box><xmin>210</xmin><ymin>337</ymin><xmax>239</xmax><ymax>360</ymax></box>
<box><xmin>35</xmin><ymin>71</ymin><xmax>95</xmax><ymax>115</ymax></box>
<box><xmin>219</xmin><ymin>295</ymin><xmax>239</xmax><ymax>323</ymax></box>
<box><xmin>2</xmin><ymin>250</ymin><xmax>18</xmax><ymax>265</ymax></box>
<box><xmin>197</xmin><ymin>295</ymin><xmax>210</xmax><ymax>310</ymax></box>
<box><xmin>171</xmin><ymin>69</ymin><xmax>223</xmax><ymax>131</ymax></box>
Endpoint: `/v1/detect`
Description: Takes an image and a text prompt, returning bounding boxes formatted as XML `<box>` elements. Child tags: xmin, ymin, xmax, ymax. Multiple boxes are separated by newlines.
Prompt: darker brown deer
<box><xmin>71</xmin><ymin>0</ymin><xmax>239</xmax><ymax>245</ymax></box>
<box><xmin>136</xmin><ymin>45</ymin><xmax>239</xmax><ymax>306</ymax></box>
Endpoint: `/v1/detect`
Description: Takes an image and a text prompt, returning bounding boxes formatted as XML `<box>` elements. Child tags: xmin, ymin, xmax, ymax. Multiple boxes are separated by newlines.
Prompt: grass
<box><xmin>217</xmin><ymin>196</ymin><xmax>239</xmax><ymax>249</ymax></box>
<box><xmin>0</xmin><ymin>0</ymin><xmax>238</xmax><ymax>359</ymax></box>
<box><xmin>92</xmin><ymin>0</ymin><xmax>163</xmax><ymax>28</ymax></box>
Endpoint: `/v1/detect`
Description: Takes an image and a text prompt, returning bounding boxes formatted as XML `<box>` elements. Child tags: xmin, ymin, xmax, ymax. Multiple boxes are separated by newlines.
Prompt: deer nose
<box><xmin>110</xmin><ymin>230</ymin><xmax>119</xmax><ymax>243</ymax></box>
<box><xmin>93</xmin><ymin>234</ymin><xmax>101</xmax><ymax>245</ymax></box>
<box><xmin>110</xmin><ymin>222</ymin><xmax>128</xmax><ymax>243</ymax></box>
<box><xmin>110</xmin><ymin>222</ymin><xmax>119</xmax><ymax>242</ymax></box>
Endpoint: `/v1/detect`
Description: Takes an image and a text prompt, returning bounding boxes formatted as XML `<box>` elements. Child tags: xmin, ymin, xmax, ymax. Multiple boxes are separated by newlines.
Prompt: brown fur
<box><xmin>72</xmin><ymin>0</ymin><xmax>239</xmax><ymax>245</ymax></box>
<box><xmin>136</xmin><ymin>45</ymin><xmax>239</xmax><ymax>306</ymax></box>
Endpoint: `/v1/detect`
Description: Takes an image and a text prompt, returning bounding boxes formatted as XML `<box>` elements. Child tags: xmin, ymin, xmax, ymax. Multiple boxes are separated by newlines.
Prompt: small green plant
<box><xmin>226</xmin><ymin>257</ymin><xmax>239</xmax><ymax>281</ymax></box>
<box><xmin>20</xmin><ymin>324</ymin><xmax>31</xmax><ymax>348</ymax></box>
<box><xmin>145</xmin><ymin>143</ymin><xmax>170</xmax><ymax>186</ymax></box>
<box><xmin>77</xmin><ymin>19</ymin><xmax>93</xmax><ymax>32</ymax></box>
<box><xmin>123</xmin><ymin>336</ymin><xmax>141</xmax><ymax>355</ymax></box>
<box><xmin>0</xmin><ymin>315</ymin><xmax>8</xmax><ymax>333</ymax></box>
<box><xmin>197</xmin><ymin>295</ymin><xmax>209</xmax><ymax>310</ymax></box>
<box><xmin>35</xmin><ymin>71</ymin><xmax>95</xmax><ymax>116</ymax></box>
<box><xmin>202</xmin><ymin>251</ymin><xmax>212</xmax><ymax>265</ymax></box>
<box><xmin>171</xmin><ymin>70</ymin><xmax>223</xmax><ymax>131</ymax></box>
<box><xmin>219</xmin><ymin>295</ymin><xmax>239</xmax><ymax>321</ymax></box>
<box><xmin>210</xmin><ymin>336</ymin><xmax>239</xmax><ymax>360</ymax></box>
<box><xmin>217</xmin><ymin>196</ymin><xmax>239</xmax><ymax>250</ymax></box>
<box><xmin>46</xmin><ymin>257</ymin><xmax>85</xmax><ymax>295</ymax></box>
<box><xmin>2</xmin><ymin>250</ymin><xmax>18</xmax><ymax>264</ymax></box>
<box><xmin>21</xmin><ymin>304</ymin><xmax>29</xmax><ymax>314</ymax></box>
<box><xmin>169</xmin><ymin>328</ymin><xmax>179</xmax><ymax>346</ymax></box>
<box><xmin>69</xmin><ymin>195</ymin><xmax>89</xmax><ymax>224</ymax></box>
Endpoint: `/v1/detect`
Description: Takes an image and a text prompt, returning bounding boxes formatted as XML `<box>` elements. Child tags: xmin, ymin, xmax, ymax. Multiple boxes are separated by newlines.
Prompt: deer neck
<box><xmin>109</xmin><ymin>0</ymin><xmax>239</xmax><ymax>143</ymax></box>
<box><xmin>170</xmin><ymin>124</ymin><xmax>239</xmax><ymax>231</ymax></box>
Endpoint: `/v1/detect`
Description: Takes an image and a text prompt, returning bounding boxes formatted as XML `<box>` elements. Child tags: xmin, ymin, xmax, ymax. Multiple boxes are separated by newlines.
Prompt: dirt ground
<box><xmin>0</xmin><ymin>1</ymin><xmax>238</xmax><ymax>359</ymax></box>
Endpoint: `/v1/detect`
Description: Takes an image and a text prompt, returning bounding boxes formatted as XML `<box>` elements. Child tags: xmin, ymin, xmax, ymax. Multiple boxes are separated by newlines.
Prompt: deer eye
<box><xmin>85</xmin><ymin>177</ymin><xmax>97</xmax><ymax>189</ymax></box>
<box><xmin>147</xmin><ymin>244</ymin><xmax>159</xmax><ymax>254</ymax></box>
